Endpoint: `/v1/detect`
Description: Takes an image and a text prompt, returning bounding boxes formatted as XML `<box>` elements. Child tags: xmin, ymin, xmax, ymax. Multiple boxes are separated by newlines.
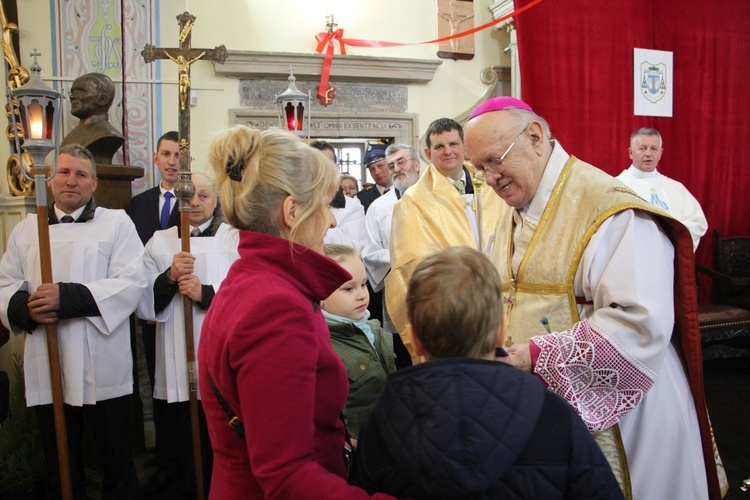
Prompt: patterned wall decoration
<box><xmin>54</xmin><ymin>0</ymin><xmax>157</xmax><ymax>192</ymax></box>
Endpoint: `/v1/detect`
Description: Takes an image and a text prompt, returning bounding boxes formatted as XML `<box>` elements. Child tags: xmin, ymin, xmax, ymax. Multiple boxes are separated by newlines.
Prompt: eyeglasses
<box><xmin>386</xmin><ymin>157</ymin><xmax>413</xmax><ymax>171</ymax></box>
<box><xmin>473</xmin><ymin>123</ymin><xmax>529</xmax><ymax>179</ymax></box>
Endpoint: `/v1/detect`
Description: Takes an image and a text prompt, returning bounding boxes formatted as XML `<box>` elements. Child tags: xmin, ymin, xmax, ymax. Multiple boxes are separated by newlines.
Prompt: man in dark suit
<box><xmin>126</xmin><ymin>130</ymin><xmax>181</xmax><ymax>497</ymax></box>
<box><xmin>356</xmin><ymin>144</ymin><xmax>392</xmax><ymax>213</ymax></box>
<box><xmin>127</xmin><ymin>131</ymin><xmax>180</xmax><ymax>246</ymax></box>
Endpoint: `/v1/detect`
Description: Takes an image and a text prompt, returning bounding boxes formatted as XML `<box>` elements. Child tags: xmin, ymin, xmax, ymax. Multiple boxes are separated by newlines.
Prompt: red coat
<box><xmin>198</xmin><ymin>231</ymin><xmax>393</xmax><ymax>499</ymax></box>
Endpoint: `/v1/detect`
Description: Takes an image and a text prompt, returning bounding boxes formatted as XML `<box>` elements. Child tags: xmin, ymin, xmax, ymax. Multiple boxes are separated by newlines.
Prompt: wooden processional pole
<box><xmin>36</xmin><ymin>189</ymin><xmax>73</xmax><ymax>500</ymax></box>
<box><xmin>142</xmin><ymin>13</ymin><xmax>226</xmax><ymax>499</ymax></box>
<box><xmin>8</xmin><ymin>49</ymin><xmax>72</xmax><ymax>500</ymax></box>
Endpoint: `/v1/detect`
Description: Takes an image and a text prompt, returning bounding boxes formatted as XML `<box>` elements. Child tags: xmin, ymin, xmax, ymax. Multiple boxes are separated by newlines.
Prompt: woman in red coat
<box><xmin>198</xmin><ymin>126</ymin><xmax>393</xmax><ymax>499</ymax></box>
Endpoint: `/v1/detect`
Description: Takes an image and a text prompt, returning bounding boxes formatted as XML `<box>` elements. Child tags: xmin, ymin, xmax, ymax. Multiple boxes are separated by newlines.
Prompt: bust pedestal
<box><xmin>94</xmin><ymin>165</ymin><xmax>145</xmax><ymax>210</ymax></box>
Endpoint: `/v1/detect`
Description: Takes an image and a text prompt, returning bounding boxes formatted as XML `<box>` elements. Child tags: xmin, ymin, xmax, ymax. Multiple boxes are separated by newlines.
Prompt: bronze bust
<box><xmin>61</xmin><ymin>73</ymin><xmax>124</xmax><ymax>165</ymax></box>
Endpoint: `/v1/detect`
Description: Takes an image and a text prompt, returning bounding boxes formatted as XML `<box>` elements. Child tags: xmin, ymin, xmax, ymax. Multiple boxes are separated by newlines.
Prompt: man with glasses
<box><xmin>463</xmin><ymin>96</ymin><xmax>723</xmax><ymax>500</ymax></box>
<box><xmin>362</xmin><ymin>144</ymin><xmax>421</xmax><ymax>367</ymax></box>
<box><xmin>385</xmin><ymin>119</ymin><xmax>501</xmax><ymax>363</ymax></box>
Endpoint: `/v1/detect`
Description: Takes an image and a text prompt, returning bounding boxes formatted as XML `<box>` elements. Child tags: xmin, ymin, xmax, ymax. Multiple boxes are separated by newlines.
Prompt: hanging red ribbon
<box><xmin>314</xmin><ymin>0</ymin><xmax>545</xmax><ymax>100</ymax></box>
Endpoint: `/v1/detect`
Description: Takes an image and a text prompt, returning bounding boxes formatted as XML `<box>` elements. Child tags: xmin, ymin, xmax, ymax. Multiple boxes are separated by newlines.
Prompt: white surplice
<box><xmin>362</xmin><ymin>188</ymin><xmax>398</xmax><ymax>292</ymax></box>
<box><xmin>616</xmin><ymin>166</ymin><xmax>708</xmax><ymax>251</ymax></box>
<box><xmin>137</xmin><ymin>223</ymin><xmax>239</xmax><ymax>402</ymax></box>
<box><xmin>0</xmin><ymin>209</ymin><xmax>146</xmax><ymax>407</ymax></box>
<box><xmin>325</xmin><ymin>195</ymin><xmax>367</xmax><ymax>253</ymax></box>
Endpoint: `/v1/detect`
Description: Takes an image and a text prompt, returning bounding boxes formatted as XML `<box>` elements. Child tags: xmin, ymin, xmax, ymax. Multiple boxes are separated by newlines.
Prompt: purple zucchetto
<box><xmin>468</xmin><ymin>96</ymin><xmax>535</xmax><ymax>121</ymax></box>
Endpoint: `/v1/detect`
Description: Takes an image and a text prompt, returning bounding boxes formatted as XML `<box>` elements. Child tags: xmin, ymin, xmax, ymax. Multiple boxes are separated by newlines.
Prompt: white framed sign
<box><xmin>634</xmin><ymin>48</ymin><xmax>673</xmax><ymax>117</ymax></box>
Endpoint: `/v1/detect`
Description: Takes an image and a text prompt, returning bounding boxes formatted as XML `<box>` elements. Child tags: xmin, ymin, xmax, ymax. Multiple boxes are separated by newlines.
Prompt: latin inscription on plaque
<box><xmin>240</xmin><ymin>80</ymin><xmax>407</xmax><ymax>113</ymax></box>
<box><xmin>242</xmin><ymin>119</ymin><xmax>404</xmax><ymax>132</ymax></box>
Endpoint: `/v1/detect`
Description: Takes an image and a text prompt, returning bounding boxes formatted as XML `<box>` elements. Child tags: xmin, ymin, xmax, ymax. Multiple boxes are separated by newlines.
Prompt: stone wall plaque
<box><xmin>240</xmin><ymin>80</ymin><xmax>407</xmax><ymax>113</ymax></box>
<box><xmin>230</xmin><ymin>109</ymin><xmax>418</xmax><ymax>146</ymax></box>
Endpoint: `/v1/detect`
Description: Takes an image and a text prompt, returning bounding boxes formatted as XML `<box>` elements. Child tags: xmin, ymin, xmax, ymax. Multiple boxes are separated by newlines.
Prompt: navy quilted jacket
<box><xmin>349</xmin><ymin>358</ymin><xmax>623</xmax><ymax>499</ymax></box>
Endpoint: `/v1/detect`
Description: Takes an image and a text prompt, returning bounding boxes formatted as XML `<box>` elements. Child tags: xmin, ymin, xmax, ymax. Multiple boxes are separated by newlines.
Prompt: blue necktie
<box><xmin>160</xmin><ymin>192</ymin><xmax>173</xmax><ymax>229</ymax></box>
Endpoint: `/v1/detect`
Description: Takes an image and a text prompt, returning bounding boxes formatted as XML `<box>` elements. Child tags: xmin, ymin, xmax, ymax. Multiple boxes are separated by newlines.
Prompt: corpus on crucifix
<box><xmin>166</xmin><ymin>51</ymin><xmax>205</xmax><ymax>111</ymax></box>
<box><xmin>141</xmin><ymin>11</ymin><xmax>227</xmax><ymax>175</ymax></box>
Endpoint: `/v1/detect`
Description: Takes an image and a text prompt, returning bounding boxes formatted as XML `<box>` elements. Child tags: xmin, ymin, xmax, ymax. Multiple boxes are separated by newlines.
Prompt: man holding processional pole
<box><xmin>0</xmin><ymin>143</ymin><xmax>146</xmax><ymax>499</ymax></box>
<box><xmin>137</xmin><ymin>172</ymin><xmax>239</xmax><ymax>497</ymax></box>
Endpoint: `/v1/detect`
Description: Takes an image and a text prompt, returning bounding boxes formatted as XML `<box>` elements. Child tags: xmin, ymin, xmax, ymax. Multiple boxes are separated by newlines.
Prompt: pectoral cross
<box><xmin>141</xmin><ymin>12</ymin><xmax>227</xmax><ymax>175</ymax></box>
<box><xmin>504</xmin><ymin>279</ymin><xmax>517</xmax><ymax>347</ymax></box>
<box><xmin>504</xmin><ymin>209</ymin><xmax>523</xmax><ymax>347</ymax></box>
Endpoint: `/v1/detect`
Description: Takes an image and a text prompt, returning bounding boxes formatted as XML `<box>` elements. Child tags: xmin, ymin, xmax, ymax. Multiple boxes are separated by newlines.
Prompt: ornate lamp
<box><xmin>275</xmin><ymin>66</ymin><xmax>311</xmax><ymax>139</ymax></box>
<box><xmin>8</xmin><ymin>49</ymin><xmax>61</xmax><ymax>174</ymax></box>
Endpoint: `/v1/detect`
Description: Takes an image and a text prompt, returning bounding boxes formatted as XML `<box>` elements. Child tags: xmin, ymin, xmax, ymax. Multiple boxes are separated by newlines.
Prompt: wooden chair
<box><xmin>696</xmin><ymin>230</ymin><xmax>750</xmax><ymax>359</ymax></box>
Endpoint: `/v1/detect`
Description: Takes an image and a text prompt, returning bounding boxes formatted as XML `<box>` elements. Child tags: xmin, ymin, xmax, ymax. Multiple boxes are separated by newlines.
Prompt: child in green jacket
<box><xmin>322</xmin><ymin>244</ymin><xmax>397</xmax><ymax>440</ymax></box>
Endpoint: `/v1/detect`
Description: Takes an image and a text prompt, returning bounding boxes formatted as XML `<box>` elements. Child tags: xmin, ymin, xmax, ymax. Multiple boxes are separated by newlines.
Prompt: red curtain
<box><xmin>514</xmin><ymin>0</ymin><xmax>750</xmax><ymax>279</ymax></box>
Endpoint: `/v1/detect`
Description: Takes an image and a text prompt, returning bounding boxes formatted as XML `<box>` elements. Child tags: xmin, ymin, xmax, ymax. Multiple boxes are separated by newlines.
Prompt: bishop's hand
<box><xmin>498</xmin><ymin>343</ymin><xmax>533</xmax><ymax>372</ymax></box>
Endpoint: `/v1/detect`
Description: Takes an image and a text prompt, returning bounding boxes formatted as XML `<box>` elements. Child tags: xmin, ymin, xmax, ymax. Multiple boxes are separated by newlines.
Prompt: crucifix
<box><xmin>141</xmin><ymin>12</ymin><xmax>226</xmax><ymax>500</ymax></box>
<box><xmin>142</xmin><ymin>11</ymin><xmax>227</xmax><ymax>174</ymax></box>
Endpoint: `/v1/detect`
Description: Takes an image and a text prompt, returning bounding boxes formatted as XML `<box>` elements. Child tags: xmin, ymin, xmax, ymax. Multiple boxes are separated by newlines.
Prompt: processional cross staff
<box><xmin>141</xmin><ymin>12</ymin><xmax>227</xmax><ymax>500</ymax></box>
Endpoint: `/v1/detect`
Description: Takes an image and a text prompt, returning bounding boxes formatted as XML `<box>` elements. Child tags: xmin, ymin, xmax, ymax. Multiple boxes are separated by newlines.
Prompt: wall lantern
<box><xmin>275</xmin><ymin>66</ymin><xmax>311</xmax><ymax>139</ymax></box>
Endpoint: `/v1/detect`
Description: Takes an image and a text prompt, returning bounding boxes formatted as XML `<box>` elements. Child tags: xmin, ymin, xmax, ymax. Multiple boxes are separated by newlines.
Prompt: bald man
<box><xmin>463</xmin><ymin>97</ymin><xmax>724</xmax><ymax>500</ymax></box>
<box><xmin>137</xmin><ymin>173</ymin><xmax>239</xmax><ymax>497</ymax></box>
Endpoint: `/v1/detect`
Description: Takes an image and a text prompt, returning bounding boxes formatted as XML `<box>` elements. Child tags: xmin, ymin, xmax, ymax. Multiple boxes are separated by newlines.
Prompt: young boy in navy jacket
<box><xmin>349</xmin><ymin>246</ymin><xmax>623</xmax><ymax>499</ymax></box>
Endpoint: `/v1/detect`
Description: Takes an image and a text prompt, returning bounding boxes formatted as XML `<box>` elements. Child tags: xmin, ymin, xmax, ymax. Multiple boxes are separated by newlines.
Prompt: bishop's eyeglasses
<box><xmin>473</xmin><ymin>123</ymin><xmax>529</xmax><ymax>180</ymax></box>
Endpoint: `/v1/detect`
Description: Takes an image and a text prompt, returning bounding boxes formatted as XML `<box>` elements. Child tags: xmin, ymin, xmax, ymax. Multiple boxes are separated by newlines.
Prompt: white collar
<box><xmin>54</xmin><ymin>204</ymin><xmax>86</xmax><ymax>222</ymax></box>
<box><xmin>627</xmin><ymin>165</ymin><xmax>660</xmax><ymax>179</ymax></box>
<box><xmin>192</xmin><ymin>217</ymin><xmax>214</xmax><ymax>235</ymax></box>
<box><xmin>159</xmin><ymin>183</ymin><xmax>175</xmax><ymax>197</ymax></box>
<box><xmin>522</xmin><ymin>140</ymin><xmax>568</xmax><ymax>224</ymax></box>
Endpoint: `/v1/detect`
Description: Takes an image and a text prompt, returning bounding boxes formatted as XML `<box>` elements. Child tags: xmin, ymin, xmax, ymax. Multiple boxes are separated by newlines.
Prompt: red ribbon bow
<box><xmin>313</xmin><ymin>0</ymin><xmax>545</xmax><ymax>102</ymax></box>
<box><xmin>315</xmin><ymin>29</ymin><xmax>348</xmax><ymax>99</ymax></box>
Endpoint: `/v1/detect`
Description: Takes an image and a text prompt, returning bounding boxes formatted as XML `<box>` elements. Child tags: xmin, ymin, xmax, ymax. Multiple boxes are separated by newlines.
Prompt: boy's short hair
<box><xmin>323</xmin><ymin>243</ymin><xmax>358</xmax><ymax>264</ymax></box>
<box><xmin>407</xmin><ymin>246</ymin><xmax>504</xmax><ymax>358</ymax></box>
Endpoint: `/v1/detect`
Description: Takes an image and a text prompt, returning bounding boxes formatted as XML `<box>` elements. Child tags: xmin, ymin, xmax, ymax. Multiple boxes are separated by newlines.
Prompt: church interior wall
<box><xmin>0</xmin><ymin>0</ymin><xmax>508</xmax><ymax>372</ymax></box>
<box><xmin>1</xmin><ymin>0</ymin><xmax>508</xmax><ymax>193</ymax></box>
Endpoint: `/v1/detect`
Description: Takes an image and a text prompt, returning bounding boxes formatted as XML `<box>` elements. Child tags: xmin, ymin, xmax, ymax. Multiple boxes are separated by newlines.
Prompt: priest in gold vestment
<box><xmin>463</xmin><ymin>97</ymin><xmax>725</xmax><ymax>500</ymax></box>
<box><xmin>385</xmin><ymin>118</ymin><xmax>501</xmax><ymax>363</ymax></box>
